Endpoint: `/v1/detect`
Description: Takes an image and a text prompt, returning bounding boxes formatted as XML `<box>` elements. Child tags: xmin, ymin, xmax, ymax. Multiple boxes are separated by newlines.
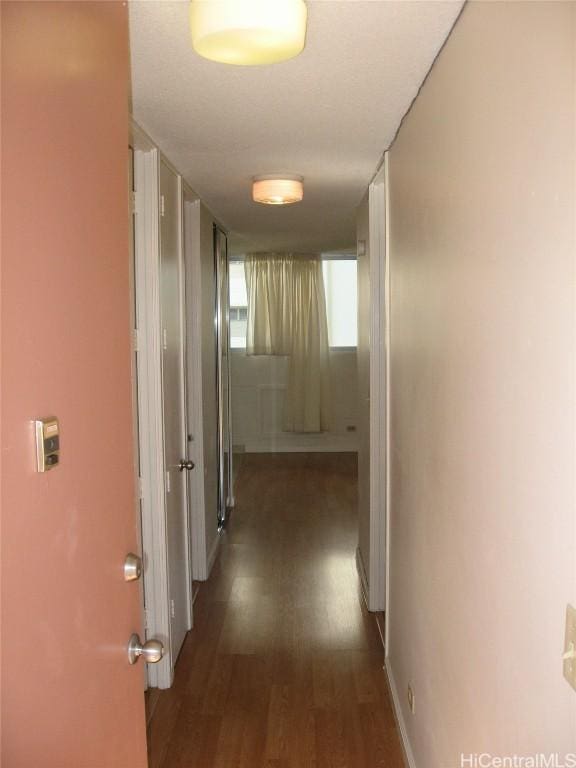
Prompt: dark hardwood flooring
<box><xmin>147</xmin><ymin>453</ymin><xmax>404</xmax><ymax>768</ymax></box>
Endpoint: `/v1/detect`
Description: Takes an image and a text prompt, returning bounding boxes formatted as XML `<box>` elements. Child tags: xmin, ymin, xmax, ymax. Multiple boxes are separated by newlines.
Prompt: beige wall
<box><xmin>387</xmin><ymin>2</ymin><xmax>576</xmax><ymax>765</ymax></box>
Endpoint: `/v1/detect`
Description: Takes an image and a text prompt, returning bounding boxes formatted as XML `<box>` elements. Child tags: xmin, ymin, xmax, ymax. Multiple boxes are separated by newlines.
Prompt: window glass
<box><xmin>322</xmin><ymin>259</ymin><xmax>358</xmax><ymax>348</ymax></box>
<box><xmin>228</xmin><ymin>257</ymin><xmax>358</xmax><ymax>349</ymax></box>
<box><xmin>229</xmin><ymin>261</ymin><xmax>248</xmax><ymax>348</ymax></box>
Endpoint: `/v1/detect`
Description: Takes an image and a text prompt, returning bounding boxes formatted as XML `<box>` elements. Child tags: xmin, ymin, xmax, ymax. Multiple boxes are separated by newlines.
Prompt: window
<box><xmin>229</xmin><ymin>261</ymin><xmax>248</xmax><ymax>349</ymax></box>
<box><xmin>322</xmin><ymin>258</ymin><xmax>357</xmax><ymax>348</ymax></box>
<box><xmin>228</xmin><ymin>256</ymin><xmax>357</xmax><ymax>349</ymax></box>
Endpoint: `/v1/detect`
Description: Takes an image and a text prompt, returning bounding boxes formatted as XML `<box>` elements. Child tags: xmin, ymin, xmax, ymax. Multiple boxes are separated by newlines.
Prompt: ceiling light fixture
<box><xmin>252</xmin><ymin>175</ymin><xmax>304</xmax><ymax>205</ymax></box>
<box><xmin>189</xmin><ymin>0</ymin><xmax>308</xmax><ymax>66</ymax></box>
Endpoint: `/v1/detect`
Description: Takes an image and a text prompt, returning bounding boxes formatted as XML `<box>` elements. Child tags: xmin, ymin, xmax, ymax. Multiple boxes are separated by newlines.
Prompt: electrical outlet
<box><xmin>407</xmin><ymin>685</ymin><xmax>415</xmax><ymax>714</ymax></box>
<box><xmin>563</xmin><ymin>604</ymin><xmax>576</xmax><ymax>692</ymax></box>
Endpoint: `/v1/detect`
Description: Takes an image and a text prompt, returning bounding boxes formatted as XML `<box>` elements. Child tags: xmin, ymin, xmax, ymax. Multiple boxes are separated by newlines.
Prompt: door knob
<box><xmin>127</xmin><ymin>633</ymin><xmax>164</xmax><ymax>665</ymax></box>
<box><xmin>123</xmin><ymin>553</ymin><xmax>142</xmax><ymax>582</ymax></box>
<box><xmin>178</xmin><ymin>459</ymin><xmax>195</xmax><ymax>472</ymax></box>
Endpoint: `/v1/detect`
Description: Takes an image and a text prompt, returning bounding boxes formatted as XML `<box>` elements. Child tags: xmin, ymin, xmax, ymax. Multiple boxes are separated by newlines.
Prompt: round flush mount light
<box><xmin>252</xmin><ymin>175</ymin><xmax>304</xmax><ymax>205</ymax></box>
<box><xmin>190</xmin><ymin>0</ymin><xmax>308</xmax><ymax>66</ymax></box>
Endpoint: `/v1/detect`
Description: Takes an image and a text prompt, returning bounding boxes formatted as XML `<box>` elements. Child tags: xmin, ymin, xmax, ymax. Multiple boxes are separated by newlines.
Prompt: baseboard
<box><xmin>384</xmin><ymin>658</ymin><xmax>417</xmax><ymax>768</ymax></box>
<box><xmin>241</xmin><ymin>437</ymin><xmax>359</xmax><ymax>453</ymax></box>
<box><xmin>356</xmin><ymin>547</ymin><xmax>370</xmax><ymax>607</ymax></box>
<box><xmin>206</xmin><ymin>529</ymin><xmax>221</xmax><ymax>578</ymax></box>
<box><xmin>374</xmin><ymin>610</ymin><xmax>385</xmax><ymax>649</ymax></box>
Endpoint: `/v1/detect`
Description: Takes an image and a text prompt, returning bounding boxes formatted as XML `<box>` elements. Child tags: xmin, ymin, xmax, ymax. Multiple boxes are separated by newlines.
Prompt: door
<box><xmin>159</xmin><ymin>160</ymin><xmax>192</xmax><ymax>663</ymax></box>
<box><xmin>1</xmin><ymin>3</ymin><xmax>148</xmax><ymax>766</ymax></box>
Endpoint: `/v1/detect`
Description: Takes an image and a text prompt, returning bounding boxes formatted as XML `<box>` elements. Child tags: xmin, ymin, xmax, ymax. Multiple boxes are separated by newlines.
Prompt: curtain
<box><xmin>245</xmin><ymin>253</ymin><xmax>331</xmax><ymax>433</ymax></box>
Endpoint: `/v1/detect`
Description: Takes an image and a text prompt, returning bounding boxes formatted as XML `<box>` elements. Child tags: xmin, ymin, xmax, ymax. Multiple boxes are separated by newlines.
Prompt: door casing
<box><xmin>131</xmin><ymin>121</ymin><xmax>193</xmax><ymax>689</ymax></box>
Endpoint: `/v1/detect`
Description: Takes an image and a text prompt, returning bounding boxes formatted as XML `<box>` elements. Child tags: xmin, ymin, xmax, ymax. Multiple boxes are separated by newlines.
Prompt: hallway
<box><xmin>148</xmin><ymin>453</ymin><xmax>404</xmax><ymax>768</ymax></box>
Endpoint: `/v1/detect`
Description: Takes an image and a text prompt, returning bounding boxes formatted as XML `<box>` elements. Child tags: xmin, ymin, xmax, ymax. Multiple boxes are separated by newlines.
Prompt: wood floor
<box><xmin>147</xmin><ymin>453</ymin><xmax>405</xmax><ymax>768</ymax></box>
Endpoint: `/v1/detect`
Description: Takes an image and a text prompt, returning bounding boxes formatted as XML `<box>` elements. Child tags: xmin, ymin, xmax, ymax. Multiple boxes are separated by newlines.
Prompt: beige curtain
<box><xmin>245</xmin><ymin>253</ymin><xmax>331</xmax><ymax>433</ymax></box>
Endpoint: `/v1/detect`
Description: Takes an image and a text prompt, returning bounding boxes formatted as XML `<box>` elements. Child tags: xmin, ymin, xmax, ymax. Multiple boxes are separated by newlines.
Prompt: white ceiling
<box><xmin>129</xmin><ymin>0</ymin><xmax>464</xmax><ymax>254</ymax></box>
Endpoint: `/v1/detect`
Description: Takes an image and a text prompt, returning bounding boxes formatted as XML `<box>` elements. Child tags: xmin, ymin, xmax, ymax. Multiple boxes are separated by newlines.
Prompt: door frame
<box><xmin>131</xmin><ymin>120</ymin><xmax>193</xmax><ymax>689</ymax></box>
<box><xmin>383</xmin><ymin>154</ymin><xmax>392</xmax><ymax>651</ymax></box>
<box><xmin>367</xmin><ymin>157</ymin><xmax>390</xmax><ymax>615</ymax></box>
<box><xmin>159</xmin><ymin>157</ymin><xmax>193</xmax><ymax>661</ymax></box>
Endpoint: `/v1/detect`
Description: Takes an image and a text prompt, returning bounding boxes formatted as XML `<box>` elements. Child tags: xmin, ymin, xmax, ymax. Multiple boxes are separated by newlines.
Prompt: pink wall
<box><xmin>387</xmin><ymin>2</ymin><xmax>576</xmax><ymax>764</ymax></box>
<box><xmin>1</xmin><ymin>3</ymin><xmax>147</xmax><ymax>765</ymax></box>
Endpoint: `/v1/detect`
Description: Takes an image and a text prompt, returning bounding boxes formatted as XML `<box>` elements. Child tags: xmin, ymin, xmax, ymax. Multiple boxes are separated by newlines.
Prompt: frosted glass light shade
<box><xmin>190</xmin><ymin>0</ymin><xmax>308</xmax><ymax>66</ymax></box>
<box><xmin>252</xmin><ymin>175</ymin><xmax>304</xmax><ymax>205</ymax></box>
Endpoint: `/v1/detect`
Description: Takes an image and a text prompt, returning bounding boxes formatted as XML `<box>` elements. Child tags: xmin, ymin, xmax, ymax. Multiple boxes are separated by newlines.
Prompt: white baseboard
<box><xmin>374</xmin><ymin>611</ymin><xmax>386</xmax><ymax>649</ymax></box>
<box><xmin>356</xmin><ymin>547</ymin><xmax>370</xmax><ymax>606</ymax></box>
<box><xmin>239</xmin><ymin>434</ymin><xmax>358</xmax><ymax>454</ymax></box>
<box><xmin>357</xmin><ymin>548</ymin><xmax>386</xmax><ymax>651</ymax></box>
<box><xmin>384</xmin><ymin>658</ymin><xmax>417</xmax><ymax>768</ymax></box>
<box><xmin>206</xmin><ymin>529</ymin><xmax>221</xmax><ymax>578</ymax></box>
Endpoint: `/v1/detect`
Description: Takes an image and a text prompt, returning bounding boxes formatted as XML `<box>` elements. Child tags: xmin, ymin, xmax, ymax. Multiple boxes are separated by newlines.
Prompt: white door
<box><xmin>160</xmin><ymin>159</ymin><xmax>192</xmax><ymax>663</ymax></box>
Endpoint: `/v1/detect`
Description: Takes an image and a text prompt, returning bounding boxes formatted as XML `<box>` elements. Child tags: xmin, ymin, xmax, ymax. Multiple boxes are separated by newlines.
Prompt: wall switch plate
<box><xmin>407</xmin><ymin>685</ymin><xmax>416</xmax><ymax>714</ymax></box>
<box><xmin>563</xmin><ymin>604</ymin><xmax>576</xmax><ymax>692</ymax></box>
<box><xmin>34</xmin><ymin>417</ymin><xmax>60</xmax><ymax>472</ymax></box>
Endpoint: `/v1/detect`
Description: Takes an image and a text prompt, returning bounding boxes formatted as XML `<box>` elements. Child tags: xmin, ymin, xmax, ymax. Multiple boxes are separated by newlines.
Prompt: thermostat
<box><xmin>35</xmin><ymin>417</ymin><xmax>60</xmax><ymax>472</ymax></box>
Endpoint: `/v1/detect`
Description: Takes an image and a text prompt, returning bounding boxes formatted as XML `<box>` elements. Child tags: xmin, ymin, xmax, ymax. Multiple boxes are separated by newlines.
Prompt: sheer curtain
<box><xmin>245</xmin><ymin>253</ymin><xmax>331</xmax><ymax>433</ymax></box>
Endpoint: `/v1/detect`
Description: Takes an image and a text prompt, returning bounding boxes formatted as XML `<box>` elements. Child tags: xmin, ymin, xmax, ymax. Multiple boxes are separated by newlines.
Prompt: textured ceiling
<box><xmin>129</xmin><ymin>0</ymin><xmax>463</xmax><ymax>254</ymax></box>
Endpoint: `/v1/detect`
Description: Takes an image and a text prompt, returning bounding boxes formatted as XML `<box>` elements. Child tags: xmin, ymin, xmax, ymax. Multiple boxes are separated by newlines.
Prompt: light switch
<box><xmin>35</xmin><ymin>417</ymin><xmax>60</xmax><ymax>472</ymax></box>
<box><xmin>562</xmin><ymin>604</ymin><xmax>576</xmax><ymax>692</ymax></box>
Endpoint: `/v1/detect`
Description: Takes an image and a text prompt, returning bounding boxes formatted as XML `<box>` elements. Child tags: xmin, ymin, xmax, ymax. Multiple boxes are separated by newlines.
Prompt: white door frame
<box><xmin>132</xmin><ymin>128</ymin><xmax>170</xmax><ymax>689</ymax></box>
<box><xmin>131</xmin><ymin>121</ymin><xmax>193</xmax><ymax>689</ymax></box>
<box><xmin>383</xmin><ymin>154</ymin><xmax>392</xmax><ymax>650</ymax></box>
<box><xmin>159</xmin><ymin>158</ymin><xmax>193</xmax><ymax>661</ymax></box>
<box><xmin>367</xmin><ymin>157</ymin><xmax>389</xmax><ymax>613</ymax></box>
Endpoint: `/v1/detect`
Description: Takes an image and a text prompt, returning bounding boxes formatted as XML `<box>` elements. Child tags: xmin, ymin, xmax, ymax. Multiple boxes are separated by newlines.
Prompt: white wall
<box><xmin>386</xmin><ymin>2</ymin><xmax>576</xmax><ymax>765</ymax></box>
<box><xmin>356</xmin><ymin>194</ymin><xmax>371</xmax><ymax>589</ymax></box>
<box><xmin>231</xmin><ymin>349</ymin><xmax>358</xmax><ymax>453</ymax></box>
